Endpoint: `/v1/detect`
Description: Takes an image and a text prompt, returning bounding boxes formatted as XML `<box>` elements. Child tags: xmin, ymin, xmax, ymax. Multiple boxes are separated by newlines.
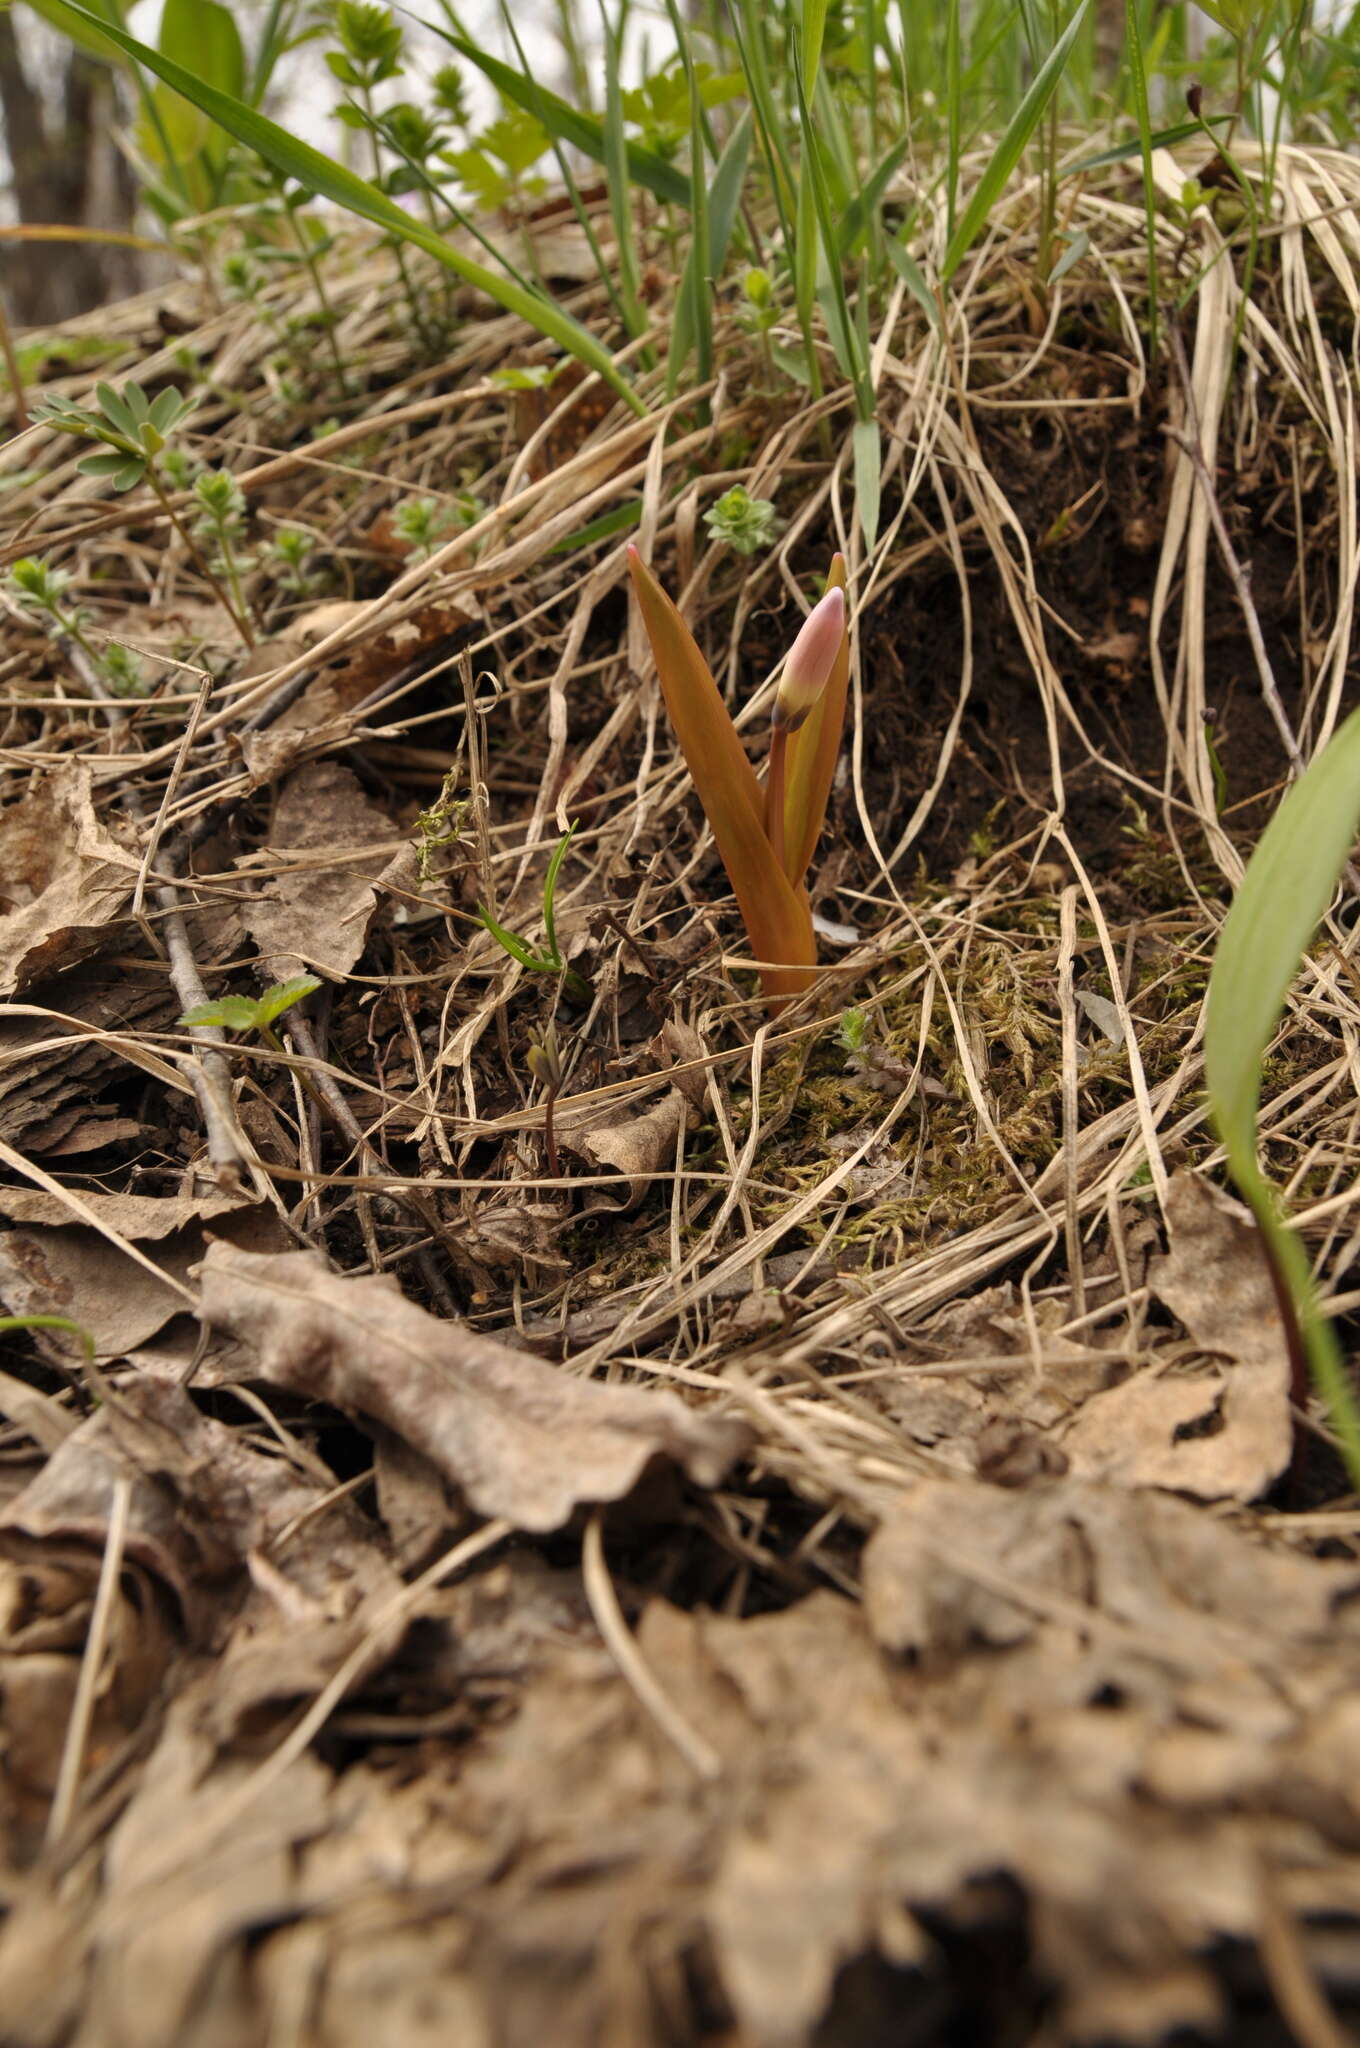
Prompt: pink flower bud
<box><xmin>772</xmin><ymin>587</ymin><xmax>845</xmax><ymax>733</ymax></box>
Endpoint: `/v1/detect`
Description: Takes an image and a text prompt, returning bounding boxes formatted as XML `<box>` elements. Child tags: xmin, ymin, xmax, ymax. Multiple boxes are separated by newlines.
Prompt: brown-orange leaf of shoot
<box><xmin>627</xmin><ymin>545</ymin><xmax>816</xmax><ymax>1009</ymax></box>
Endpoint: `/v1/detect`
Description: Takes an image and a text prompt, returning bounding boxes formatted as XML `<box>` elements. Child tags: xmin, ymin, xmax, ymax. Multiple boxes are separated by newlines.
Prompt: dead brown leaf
<box><xmin>0</xmin><ymin>765</ymin><xmax>137</xmax><ymax>995</ymax></box>
<box><xmin>242</xmin><ymin>759</ymin><xmax>398</xmax><ymax>980</ymax></box>
<box><xmin>559</xmin><ymin>1085</ymin><xmax>696</xmax><ymax>1209</ymax></box>
<box><xmin>197</xmin><ymin>1241</ymin><xmax>751</xmax><ymax>1530</ymax></box>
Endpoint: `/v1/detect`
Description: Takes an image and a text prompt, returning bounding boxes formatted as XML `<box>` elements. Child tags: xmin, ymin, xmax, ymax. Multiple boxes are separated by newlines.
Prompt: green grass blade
<box><xmin>793</xmin><ymin>46</ymin><xmax>874</xmax><ymax>420</ymax></box>
<box><xmin>668</xmin><ymin>110</ymin><xmax>753</xmax><ymax>394</ymax></box>
<box><xmin>599</xmin><ymin>0</ymin><xmax>648</xmax><ymax>341</ymax></box>
<box><xmin>886</xmin><ymin>231</ymin><xmax>942</xmax><ymax>331</ymax></box>
<box><xmin>422</xmin><ymin>20</ymin><xmax>690</xmax><ymax>208</ymax></box>
<box><xmin>1125</xmin><ymin>0</ymin><xmax>1159</xmax><ymax>359</ymax></box>
<box><xmin>837</xmin><ymin>135</ymin><xmax>910</xmax><ymax>260</ymax></box>
<box><xmin>941</xmin><ymin>0</ymin><xmax>1095</xmax><ymax>283</ymax></box>
<box><xmin>541</xmin><ymin>821</ymin><xmax>578</xmax><ymax>965</ymax></box>
<box><xmin>945</xmin><ymin>0</ymin><xmax>961</xmax><ymax>239</ymax></box>
<box><xmin>496</xmin><ymin>0</ymin><xmax>637</xmax><ymax>339</ymax></box>
<box><xmin>1205</xmin><ymin>704</ymin><xmax>1360</xmax><ymax>1482</ymax></box>
<box><xmin>853</xmin><ymin>417</ymin><xmax>881</xmax><ymax>553</ymax></box>
<box><xmin>0</xmin><ymin>1313</ymin><xmax>95</xmax><ymax>1365</ymax></box>
<box><xmin>802</xmin><ymin>0</ymin><xmax>831</xmax><ymax>87</ymax></box>
<box><xmin>1064</xmin><ymin>116</ymin><xmax>1227</xmax><ymax>176</ymax></box>
<box><xmin>59</xmin><ymin>0</ymin><xmax>646</xmax><ymax>417</ymax></box>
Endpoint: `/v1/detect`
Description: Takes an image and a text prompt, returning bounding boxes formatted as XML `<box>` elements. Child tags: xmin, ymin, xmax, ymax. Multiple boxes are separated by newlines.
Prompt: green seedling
<box><xmin>477</xmin><ymin>823</ymin><xmax>591</xmax><ymax>1000</ymax></box>
<box><xmin>191</xmin><ymin>468</ymin><xmax>255</xmax><ymax>632</ymax></box>
<box><xmin>6</xmin><ymin>555</ymin><xmax>146</xmax><ymax>696</ymax></box>
<box><xmin>837</xmin><ymin>1007</ymin><xmax>870</xmax><ymax>1055</ymax></box>
<box><xmin>704</xmin><ymin>485</ymin><xmax>782</xmax><ymax>557</ymax></box>
<box><xmin>1204</xmin><ymin>711</ymin><xmax>1360</xmax><ymax>1488</ymax></box>
<box><xmin>32</xmin><ymin>378</ymin><xmax>198</xmax><ymax>492</ymax></box>
<box><xmin>180</xmin><ymin>974</ymin><xmax>321</xmax><ymax>1049</ymax></box>
<box><xmin>59</xmin><ymin>0</ymin><xmax>646</xmax><ymax>416</ymax></box>
<box><xmin>526</xmin><ymin>1021</ymin><xmax>565</xmax><ymax>1179</ymax></box>
<box><xmin>628</xmin><ymin>546</ymin><xmax>849</xmax><ymax>1011</ymax></box>
<box><xmin>393</xmin><ymin>493</ymin><xmax>473</xmax><ymax>565</ymax></box>
<box><xmin>31</xmin><ymin>378</ymin><xmax>254</xmax><ymax>645</ymax></box>
<box><xmin>266</xmin><ymin>525</ymin><xmax>320</xmax><ymax>598</ymax></box>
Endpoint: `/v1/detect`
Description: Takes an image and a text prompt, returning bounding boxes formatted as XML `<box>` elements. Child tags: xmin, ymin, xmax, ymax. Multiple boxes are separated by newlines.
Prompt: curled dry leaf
<box><xmin>0</xmin><ymin>764</ymin><xmax>137</xmax><ymax>996</ymax></box>
<box><xmin>558</xmin><ymin>1085</ymin><xmax>697</xmax><ymax>1209</ymax></box>
<box><xmin>197</xmin><ymin>1242</ymin><xmax>750</xmax><ymax>1530</ymax></box>
<box><xmin>1064</xmin><ymin>1171</ymin><xmax>1291</xmax><ymax>1500</ymax></box>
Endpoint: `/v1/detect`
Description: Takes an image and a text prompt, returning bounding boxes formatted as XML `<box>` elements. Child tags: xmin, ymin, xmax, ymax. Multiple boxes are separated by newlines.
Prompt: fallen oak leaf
<box><xmin>197</xmin><ymin>1243</ymin><xmax>751</xmax><ymax>1531</ymax></box>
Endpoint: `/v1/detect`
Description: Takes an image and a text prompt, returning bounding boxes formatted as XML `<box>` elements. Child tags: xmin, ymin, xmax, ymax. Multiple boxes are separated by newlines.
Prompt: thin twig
<box><xmin>46</xmin><ymin>1473</ymin><xmax>132</xmax><ymax>1849</ymax></box>
<box><xmin>581</xmin><ymin>1509</ymin><xmax>722</xmax><ymax>1782</ymax></box>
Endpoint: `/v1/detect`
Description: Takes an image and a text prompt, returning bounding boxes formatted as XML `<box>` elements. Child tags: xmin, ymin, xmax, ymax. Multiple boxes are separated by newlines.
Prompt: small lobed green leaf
<box><xmin>180</xmin><ymin>995</ymin><xmax>262</xmax><ymax>1031</ymax></box>
<box><xmin>255</xmin><ymin>974</ymin><xmax>322</xmax><ymax>1027</ymax></box>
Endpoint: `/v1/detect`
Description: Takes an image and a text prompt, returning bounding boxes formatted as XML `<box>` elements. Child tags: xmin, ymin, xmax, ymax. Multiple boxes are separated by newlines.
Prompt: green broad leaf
<box><xmin>149</xmin><ymin>386</ymin><xmax>184</xmax><ymax>434</ymax></box>
<box><xmin>113</xmin><ymin>459</ymin><xmax>147</xmax><ymax>491</ymax></box>
<box><xmin>57</xmin><ymin>0</ymin><xmax>648</xmax><ymax>421</ymax></box>
<box><xmin>79</xmin><ymin>450</ymin><xmax>141</xmax><ymax>477</ymax></box>
<box><xmin>255</xmin><ymin>974</ymin><xmax>322</xmax><ymax>1028</ymax></box>
<box><xmin>1205</xmin><ymin>703</ymin><xmax>1360</xmax><ymax>1482</ymax></box>
<box><xmin>852</xmin><ymin>417</ymin><xmax>881</xmax><ymax>554</ymax></box>
<box><xmin>181</xmin><ymin>995</ymin><xmax>262</xmax><ymax>1031</ymax></box>
<box><xmin>95</xmin><ymin>382</ymin><xmax>139</xmax><ymax>438</ymax></box>
<box><xmin>421</xmin><ymin>21</ymin><xmax>690</xmax><ymax>210</ymax></box>
<box><xmin>23</xmin><ymin>0</ymin><xmax>128</xmax><ymax>66</ymax></box>
<box><xmin>159</xmin><ymin>0</ymin><xmax>245</xmax><ymax>173</ymax></box>
<box><xmin>942</xmin><ymin>0</ymin><xmax>1095</xmax><ymax>283</ymax></box>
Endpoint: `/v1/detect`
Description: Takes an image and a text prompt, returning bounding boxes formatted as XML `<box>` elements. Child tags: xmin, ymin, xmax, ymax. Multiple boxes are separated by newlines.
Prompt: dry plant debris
<box><xmin>5</xmin><ymin>145</ymin><xmax>1360</xmax><ymax>2043</ymax></box>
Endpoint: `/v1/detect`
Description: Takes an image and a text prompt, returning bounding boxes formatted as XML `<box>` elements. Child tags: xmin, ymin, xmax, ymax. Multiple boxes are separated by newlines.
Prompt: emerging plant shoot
<box><xmin>626</xmin><ymin>546</ymin><xmax>850</xmax><ymax>1010</ymax></box>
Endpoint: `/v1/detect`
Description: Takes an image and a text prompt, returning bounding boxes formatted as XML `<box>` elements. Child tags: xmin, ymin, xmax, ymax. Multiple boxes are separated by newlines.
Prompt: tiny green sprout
<box><xmin>180</xmin><ymin>974</ymin><xmax>321</xmax><ymax>1047</ymax></box>
<box><xmin>488</xmin><ymin>363</ymin><xmax>559</xmax><ymax>393</ymax></box>
<box><xmin>267</xmin><ymin>526</ymin><xmax>319</xmax><ymax>598</ymax></box>
<box><xmin>7</xmin><ymin>553</ymin><xmax>111</xmax><ymax>684</ymax></box>
<box><xmin>222</xmin><ymin>252</ymin><xmax>263</xmax><ymax>305</ymax></box>
<box><xmin>526</xmin><ymin>1022</ymin><xmax>564</xmax><ymax>1180</ymax></box>
<box><xmin>432</xmin><ymin>64</ymin><xmax>469</xmax><ymax>126</ymax></box>
<box><xmin>192</xmin><ymin>469</ymin><xmax>255</xmax><ymax>639</ymax></box>
<box><xmin>327</xmin><ymin>0</ymin><xmax>404</xmax><ymax>87</ymax></box>
<box><xmin>704</xmin><ymin>485</ymin><xmax>783</xmax><ymax>557</ymax></box>
<box><xmin>159</xmin><ymin>445</ymin><xmax>200</xmax><ymax>492</ymax></box>
<box><xmin>393</xmin><ymin>495</ymin><xmax>458</xmax><ymax>562</ymax></box>
<box><xmin>99</xmin><ymin>642</ymin><xmax>148</xmax><ymax>699</ymax></box>
<box><xmin>477</xmin><ymin>823</ymin><xmax>591</xmax><ymax>1000</ymax></box>
<box><xmin>837</xmin><ymin>1007</ymin><xmax>869</xmax><ymax>1055</ymax></box>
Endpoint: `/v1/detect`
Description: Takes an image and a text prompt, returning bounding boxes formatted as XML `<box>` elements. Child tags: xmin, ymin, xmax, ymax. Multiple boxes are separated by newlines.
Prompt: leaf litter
<box><xmin>5</xmin><ymin>160</ymin><xmax>1360</xmax><ymax>2044</ymax></box>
